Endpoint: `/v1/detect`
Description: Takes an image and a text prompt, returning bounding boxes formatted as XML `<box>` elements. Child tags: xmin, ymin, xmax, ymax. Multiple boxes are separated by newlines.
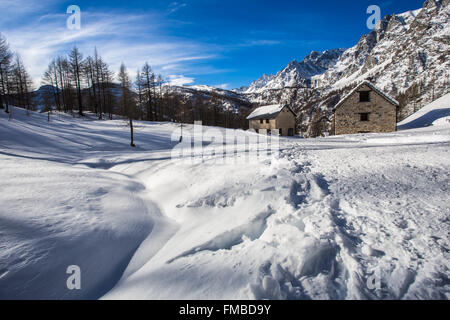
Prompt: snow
<box><xmin>185</xmin><ymin>85</ymin><xmax>217</xmax><ymax>92</ymax></box>
<box><xmin>397</xmin><ymin>8</ymin><xmax>422</xmax><ymax>20</ymax></box>
<box><xmin>1</xmin><ymin>106</ymin><xmax>449</xmax><ymax>300</ymax></box>
<box><xmin>395</xmin><ymin>8</ymin><xmax>422</xmax><ymax>30</ymax></box>
<box><xmin>398</xmin><ymin>93</ymin><xmax>450</xmax><ymax>130</ymax></box>
<box><xmin>247</xmin><ymin>104</ymin><xmax>284</xmax><ymax>120</ymax></box>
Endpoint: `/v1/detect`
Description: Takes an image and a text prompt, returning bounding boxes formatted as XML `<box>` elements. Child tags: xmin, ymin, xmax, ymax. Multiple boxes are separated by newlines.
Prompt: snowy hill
<box><xmin>32</xmin><ymin>82</ymin><xmax>253</xmax><ymax>116</ymax></box>
<box><xmin>1</xmin><ymin>107</ymin><xmax>449</xmax><ymax>300</ymax></box>
<box><xmin>169</xmin><ymin>84</ymin><xmax>253</xmax><ymax>112</ymax></box>
<box><xmin>398</xmin><ymin>93</ymin><xmax>450</xmax><ymax>130</ymax></box>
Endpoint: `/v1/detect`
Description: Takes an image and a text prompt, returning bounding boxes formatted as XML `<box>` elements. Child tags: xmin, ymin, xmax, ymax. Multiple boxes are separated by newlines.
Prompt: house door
<box><xmin>288</xmin><ymin>128</ymin><xmax>294</xmax><ymax>136</ymax></box>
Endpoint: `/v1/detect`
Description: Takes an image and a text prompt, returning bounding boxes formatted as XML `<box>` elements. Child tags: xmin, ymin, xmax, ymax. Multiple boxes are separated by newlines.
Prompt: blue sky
<box><xmin>0</xmin><ymin>0</ymin><xmax>424</xmax><ymax>89</ymax></box>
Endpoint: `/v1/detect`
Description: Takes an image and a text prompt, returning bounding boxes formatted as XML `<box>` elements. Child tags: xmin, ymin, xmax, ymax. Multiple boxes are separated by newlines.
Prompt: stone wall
<box><xmin>275</xmin><ymin>108</ymin><xmax>296</xmax><ymax>136</ymax></box>
<box><xmin>249</xmin><ymin>108</ymin><xmax>296</xmax><ymax>136</ymax></box>
<box><xmin>334</xmin><ymin>84</ymin><xmax>398</xmax><ymax>135</ymax></box>
<box><xmin>249</xmin><ymin>119</ymin><xmax>277</xmax><ymax>131</ymax></box>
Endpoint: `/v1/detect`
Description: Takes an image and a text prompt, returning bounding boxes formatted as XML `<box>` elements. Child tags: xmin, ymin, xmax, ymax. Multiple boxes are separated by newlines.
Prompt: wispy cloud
<box><xmin>215</xmin><ymin>83</ymin><xmax>230</xmax><ymax>89</ymax></box>
<box><xmin>243</xmin><ymin>40</ymin><xmax>281</xmax><ymax>46</ymax></box>
<box><xmin>168</xmin><ymin>2</ymin><xmax>187</xmax><ymax>15</ymax></box>
<box><xmin>0</xmin><ymin>8</ymin><xmax>220</xmax><ymax>87</ymax></box>
<box><xmin>0</xmin><ymin>0</ymin><xmax>54</xmax><ymax>14</ymax></box>
<box><xmin>167</xmin><ymin>74</ymin><xmax>195</xmax><ymax>86</ymax></box>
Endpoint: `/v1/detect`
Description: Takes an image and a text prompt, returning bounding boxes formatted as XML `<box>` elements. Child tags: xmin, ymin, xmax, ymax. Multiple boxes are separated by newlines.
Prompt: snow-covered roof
<box><xmin>246</xmin><ymin>104</ymin><xmax>296</xmax><ymax>120</ymax></box>
<box><xmin>333</xmin><ymin>80</ymin><xmax>400</xmax><ymax>112</ymax></box>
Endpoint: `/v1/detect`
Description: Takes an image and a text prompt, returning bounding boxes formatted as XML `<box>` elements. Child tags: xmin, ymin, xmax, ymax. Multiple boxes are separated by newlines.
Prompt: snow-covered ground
<box><xmin>398</xmin><ymin>93</ymin><xmax>450</xmax><ymax>130</ymax></box>
<box><xmin>0</xmin><ymin>104</ymin><xmax>449</xmax><ymax>300</ymax></box>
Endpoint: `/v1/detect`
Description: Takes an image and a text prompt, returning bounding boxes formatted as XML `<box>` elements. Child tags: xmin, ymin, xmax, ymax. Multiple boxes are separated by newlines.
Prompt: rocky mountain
<box><xmin>245</xmin><ymin>73</ymin><xmax>276</xmax><ymax>93</ymax></box>
<box><xmin>245</xmin><ymin>49</ymin><xmax>346</xmax><ymax>93</ymax></box>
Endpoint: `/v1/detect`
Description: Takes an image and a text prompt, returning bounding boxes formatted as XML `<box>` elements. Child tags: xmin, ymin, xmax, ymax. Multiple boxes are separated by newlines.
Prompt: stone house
<box><xmin>247</xmin><ymin>104</ymin><xmax>297</xmax><ymax>136</ymax></box>
<box><xmin>332</xmin><ymin>81</ymin><xmax>400</xmax><ymax>135</ymax></box>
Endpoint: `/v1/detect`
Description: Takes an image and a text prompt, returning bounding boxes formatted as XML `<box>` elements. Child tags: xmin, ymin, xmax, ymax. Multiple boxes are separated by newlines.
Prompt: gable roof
<box><xmin>247</xmin><ymin>104</ymin><xmax>297</xmax><ymax>120</ymax></box>
<box><xmin>333</xmin><ymin>80</ymin><xmax>400</xmax><ymax>112</ymax></box>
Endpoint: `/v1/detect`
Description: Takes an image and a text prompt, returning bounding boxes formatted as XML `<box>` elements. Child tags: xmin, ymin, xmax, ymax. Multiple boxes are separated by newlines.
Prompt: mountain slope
<box><xmin>243</xmin><ymin>0</ymin><xmax>450</xmax><ymax>135</ymax></box>
<box><xmin>398</xmin><ymin>92</ymin><xmax>450</xmax><ymax>129</ymax></box>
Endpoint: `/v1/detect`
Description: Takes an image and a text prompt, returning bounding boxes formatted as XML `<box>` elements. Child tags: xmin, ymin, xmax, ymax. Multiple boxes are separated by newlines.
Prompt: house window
<box><xmin>360</xmin><ymin>91</ymin><xmax>370</xmax><ymax>102</ymax></box>
<box><xmin>360</xmin><ymin>113</ymin><xmax>370</xmax><ymax>122</ymax></box>
<box><xmin>260</xmin><ymin>119</ymin><xmax>264</xmax><ymax>124</ymax></box>
<box><xmin>266</xmin><ymin>119</ymin><xmax>270</xmax><ymax>124</ymax></box>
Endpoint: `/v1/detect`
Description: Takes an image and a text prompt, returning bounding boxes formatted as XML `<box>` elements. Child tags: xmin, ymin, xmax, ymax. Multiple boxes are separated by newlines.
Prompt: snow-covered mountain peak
<box><xmin>396</xmin><ymin>8</ymin><xmax>422</xmax><ymax>22</ymax></box>
<box><xmin>245</xmin><ymin>48</ymin><xmax>345</xmax><ymax>93</ymax></box>
<box><xmin>301</xmin><ymin>49</ymin><xmax>347</xmax><ymax>70</ymax></box>
<box><xmin>245</xmin><ymin>73</ymin><xmax>276</xmax><ymax>93</ymax></box>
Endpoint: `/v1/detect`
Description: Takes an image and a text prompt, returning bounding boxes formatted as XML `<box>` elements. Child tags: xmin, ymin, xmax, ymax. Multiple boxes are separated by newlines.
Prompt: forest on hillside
<box><xmin>0</xmin><ymin>33</ymin><xmax>252</xmax><ymax>137</ymax></box>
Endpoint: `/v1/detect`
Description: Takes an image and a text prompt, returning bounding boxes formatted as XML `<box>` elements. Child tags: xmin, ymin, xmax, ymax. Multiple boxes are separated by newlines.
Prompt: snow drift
<box><xmin>398</xmin><ymin>93</ymin><xmax>450</xmax><ymax>130</ymax></box>
<box><xmin>0</xmin><ymin>107</ymin><xmax>449</xmax><ymax>300</ymax></box>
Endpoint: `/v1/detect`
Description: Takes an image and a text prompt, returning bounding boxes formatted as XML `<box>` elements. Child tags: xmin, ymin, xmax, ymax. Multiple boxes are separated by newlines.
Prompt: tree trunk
<box><xmin>0</xmin><ymin>66</ymin><xmax>10</xmax><ymax>113</ymax></box>
<box><xmin>130</xmin><ymin>118</ymin><xmax>135</xmax><ymax>147</ymax></box>
<box><xmin>77</xmin><ymin>72</ymin><xmax>83</xmax><ymax>116</ymax></box>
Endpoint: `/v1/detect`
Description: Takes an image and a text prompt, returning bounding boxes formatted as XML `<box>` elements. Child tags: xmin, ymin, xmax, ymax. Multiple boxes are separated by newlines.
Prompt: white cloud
<box><xmin>0</xmin><ymin>0</ymin><xmax>54</xmax><ymax>13</ymax></box>
<box><xmin>247</xmin><ymin>40</ymin><xmax>281</xmax><ymax>46</ymax></box>
<box><xmin>234</xmin><ymin>39</ymin><xmax>281</xmax><ymax>48</ymax></box>
<box><xmin>167</xmin><ymin>75</ymin><xmax>195</xmax><ymax>86</ymax></box>
<box><xmin>216</xmin><ymin>83</ymin><xmax>230</xmax><ymax>89</ymax></box>
<box><xmin>168</xmin><ymin>2</ymin><xmax>187</xmax><ymax>15</ymax></box>
<box><xmin>1</xmin><ymin>9</ymin><xmax>218</xmax><ymax>87</ymax></box>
